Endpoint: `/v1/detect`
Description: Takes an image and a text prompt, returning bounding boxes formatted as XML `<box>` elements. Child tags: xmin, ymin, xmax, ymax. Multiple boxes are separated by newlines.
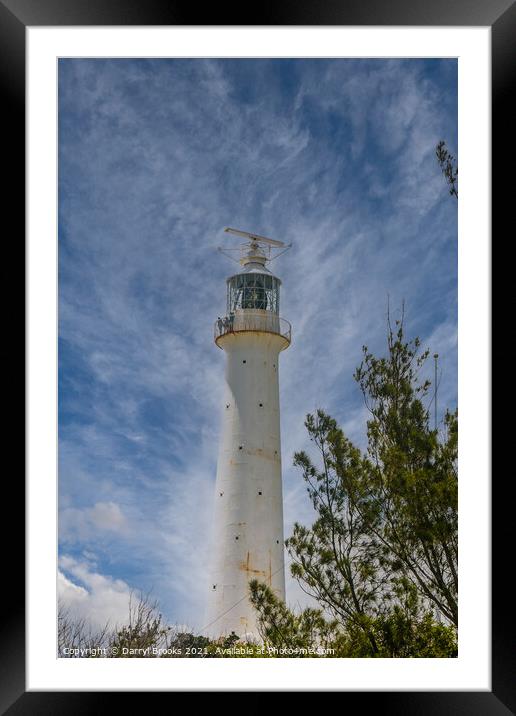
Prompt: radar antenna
<box><xmin>218</xmin><ymin>227</ymin><xmax>292</xmax><ymax>266</ymax></box>
<box><xmin>224</xmin><ymin>227</ymin><xmax>286</xmax><ymax>247</ymax></box>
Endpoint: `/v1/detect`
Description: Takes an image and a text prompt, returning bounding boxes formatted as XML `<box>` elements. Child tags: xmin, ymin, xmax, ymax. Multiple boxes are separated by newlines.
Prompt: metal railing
<box><xmin>214</xmin><ymin>311</ymin><xmax>291</xmax><ymax>344</ymax></box>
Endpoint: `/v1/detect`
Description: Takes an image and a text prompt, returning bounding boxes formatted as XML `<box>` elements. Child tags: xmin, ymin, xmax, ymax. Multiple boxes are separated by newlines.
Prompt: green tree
<box><xmin>249</xmin><ymin>309</ymin><xmax>457</xmax><ymax>657</ymax></box>
<box><xmin>436</xmin><ymin>140</ymin><xmax>458</xmax><ymax>198</ymax></box>
<box><xmin>352</xmin><ymin>309</ymin><xmax>458</xmax><ymax>626</ymax></box>
<box><xmin>249</xmin><ymin>577</ymin><xmax>457</xmax><ymax>658</ymax></box>
<box><xmin>249</xmin><ymin>580</ymin><xmax>342</xmax><ymax>657</ymax></box>
<box><xmin>285</xmin><ymin>411</ymin><xmax>387</xmax><ymax>654</ymax></box>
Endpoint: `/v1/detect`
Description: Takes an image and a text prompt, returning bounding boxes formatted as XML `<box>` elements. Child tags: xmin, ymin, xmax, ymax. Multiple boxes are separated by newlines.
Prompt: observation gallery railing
<box><xmin>214</xmin><ymin>310</ymin><xmax>291</xmax><ymax>344</ymax></box>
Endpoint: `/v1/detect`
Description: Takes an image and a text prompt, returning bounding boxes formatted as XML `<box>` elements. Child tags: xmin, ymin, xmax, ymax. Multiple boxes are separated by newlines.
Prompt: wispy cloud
<box><xmin>60</xmin><ymin>502</ymin><xmax>130</xmax><ymax>542</ymax></box>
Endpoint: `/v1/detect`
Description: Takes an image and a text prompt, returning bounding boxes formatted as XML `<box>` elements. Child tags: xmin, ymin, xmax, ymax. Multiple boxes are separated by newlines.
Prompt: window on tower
<box><xmin>227</xmin><ymin>272</ymin><xmax>280</xmax><ymax>314</ymax></box>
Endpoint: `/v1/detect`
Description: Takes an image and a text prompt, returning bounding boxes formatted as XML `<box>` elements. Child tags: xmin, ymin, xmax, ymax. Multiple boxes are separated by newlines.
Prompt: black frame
<box><xmin>5</xmin><ymin>0</ymin><xmax>507</xmax><ymax>711</ymax></box>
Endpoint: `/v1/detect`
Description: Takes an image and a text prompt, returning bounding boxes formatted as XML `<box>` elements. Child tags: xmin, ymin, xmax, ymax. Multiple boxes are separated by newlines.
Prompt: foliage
<box><xmin>248</xmin><ymin>580</ymin><xmax>342</xmax><ymax>656</ymax></box>
<box><xmin>352</xmin><ymin>309</ymin><xmax>458</xmax><ymax>625</ymax></box>
<box><xmin>436</xmin><ymin>140</ymin><xmax>458</xmax><ymax>198</ymax></box>
<box><xmin>58</xmin><ymin>592</ymin><xmax>212</xmax><ymax>658</ymax></box>
<box><xmin>204</xmin><ymin>631</ymin><xmax>273</xmax><ymax>658</ymax></box>
<box><xmin>249</xmin><ymin>578</ymin><xmax>456</xmax><ymax>658</ymax></box>
<box><xmin>248</xmin><ymin>309</ymin><xmax>458</xmax><ymax>657</ymax></box>
<box><xmin>58</xmin><ymin>606</ymin><xmax>111</xmax><ymax>658</ymax></box>
<box><xmin>109</xmin><ymin>593</ymin><xmax>172</xmax><ymax>657</ymax></box>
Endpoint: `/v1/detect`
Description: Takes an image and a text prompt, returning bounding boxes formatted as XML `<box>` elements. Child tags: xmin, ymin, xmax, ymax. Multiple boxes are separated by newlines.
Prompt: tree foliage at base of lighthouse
<box><xmin>249</xmin><ymin>312</ymin><xmax>458</xmax><ymax>658</ymax></box>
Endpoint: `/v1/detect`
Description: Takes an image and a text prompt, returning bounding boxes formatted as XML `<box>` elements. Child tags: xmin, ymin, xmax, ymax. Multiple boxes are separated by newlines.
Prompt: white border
<box><xmin>27</xmin><ymin>26</ymin><xmax>490</xmax><ymax>691</ymax></box>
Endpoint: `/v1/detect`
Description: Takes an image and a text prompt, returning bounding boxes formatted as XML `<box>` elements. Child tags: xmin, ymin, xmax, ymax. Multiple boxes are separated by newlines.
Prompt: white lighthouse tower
<box><xmin>205</xmin><ymin>228</ymin><xmax>291</xmax><ymax>640</ymax></box>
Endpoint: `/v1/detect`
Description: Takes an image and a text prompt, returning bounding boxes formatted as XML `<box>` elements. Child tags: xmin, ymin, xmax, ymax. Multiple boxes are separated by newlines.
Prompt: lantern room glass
<box><xmin>227</xmin><ymin>273</ymin><xmax>280</xmax><ymax>314</ymax></box>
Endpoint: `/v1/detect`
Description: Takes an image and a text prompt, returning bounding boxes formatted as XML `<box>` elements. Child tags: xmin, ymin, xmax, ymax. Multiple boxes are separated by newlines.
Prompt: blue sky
<box><xmin>58</xmin><ymin>58</ymin><xmax>457</xmax><ymax>632</ymax></box>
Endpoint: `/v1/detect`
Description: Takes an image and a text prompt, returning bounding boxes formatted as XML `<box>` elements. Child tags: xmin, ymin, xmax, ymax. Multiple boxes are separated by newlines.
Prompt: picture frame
<box><xmin>5</xmin><ymin>0</ymin><xmax>506</xmax><ymax>710</ymax></box>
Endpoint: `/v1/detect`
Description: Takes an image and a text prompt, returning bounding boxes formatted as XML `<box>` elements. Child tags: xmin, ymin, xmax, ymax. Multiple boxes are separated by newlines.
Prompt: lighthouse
<box><xmin>205</xmin><ymin>228</ymin><xmax>291</xmax><ymax>640</ymax></box>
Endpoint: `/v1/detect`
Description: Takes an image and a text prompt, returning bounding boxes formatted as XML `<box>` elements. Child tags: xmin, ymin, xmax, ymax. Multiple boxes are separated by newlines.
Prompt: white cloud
<box><xmin>58</xmin><ymin>569</ymin><xmax>88</xmax><ymax>606</ymax></box>
<box><xmin>58</xmin><ymin>556</ymin><xmax>135</xmax><ymax>631</ymax></box>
